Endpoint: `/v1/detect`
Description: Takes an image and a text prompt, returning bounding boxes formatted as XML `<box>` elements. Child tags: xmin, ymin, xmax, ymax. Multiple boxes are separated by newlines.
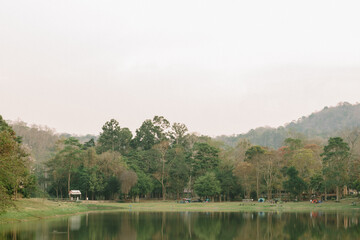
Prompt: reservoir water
<box><xmin>1</xmin><ymin>211</ymin><xmax>360</xmax><ymax>239</ymax></box>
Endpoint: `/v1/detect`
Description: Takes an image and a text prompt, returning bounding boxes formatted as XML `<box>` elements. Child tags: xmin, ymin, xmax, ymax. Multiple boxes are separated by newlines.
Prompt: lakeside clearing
<box><xmin>1</xmin><ymin>198</ymin><xmax>360</xmax><ymax>224</ymax></box>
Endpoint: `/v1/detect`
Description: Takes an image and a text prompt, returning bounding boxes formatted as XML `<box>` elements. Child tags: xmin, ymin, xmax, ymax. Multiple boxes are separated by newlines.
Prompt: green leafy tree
<box><xmin>0</xmin><ymin>115</ymin><xmax>32</xmax><ymax>208</ymax></box>
<box><xmin>170</xmin><ymin>122</ymin><xmax>189</xmax><ymax>147</ymax></box>
<box><xmin>321</xmin><ymin>137</ymin><xmax>350</xmax><ymax>201</ymax></box>
<box><xmin>216</xmin><ymin>164</ymin><xmax>237</xmax><ymax>201</ymax></box>
<box><xmin>194</xmin><ymin>172</ymin><xmax>221</xmax><ymax>200</ymax></box>
<box><xmin>234</xmin><ymin>161</ymin><xmax>256</xmax><ymax>199</ymax></box>
<box><xmin>309</xmin><ymin>171</ymin><xmax>324</xmax><ymax>197</ymax></box>
<box><xmin>97</xmin><ymin>119</ymin><xmax>132</xmax><ymax>154</ymax></box>
<box><xmin>288</xmin><ymin>148</ymin><xmax>321</xmax><ymax>184</ymax></box>
<box><xmin>132</xmin><ymin>116</ymin><xmax>170</xmax><ymax>150</ymax></box>
<box><xmin>192</xmin><ymin>142</ymin><xmax>220</xmax><ymax>178</ymax></box>
<box><xmin>49</xmin><ymin>137</ymin><xmax>82</xmax><ymax>197</ymax></box>
<box><xmin>83</xmin><ymin>138</ymin><xmax>95</xmax><ymax>150</ymax></box>
<box><xmin>76</xmin><ymin>166</ymin><xmax>105</xmax><ymax>200</ymax></box>
<box><xmin>129</xmin><ymin>170</ymin><xmax>153</xmax><ymax>201</ymax></box>
<box><xmin>153</xmin><ymin>141</ymin><xmax>170</xmax><ymax>200</ymax></box>
<box><xmin>283</xmin><ymin>166</ymin><xmax>307</xmax><ymax>200</ymax></box>
<box><xmin>167</xmin><ymin>146</ymin><xmax>190</xmax><ymax>199</ymax></box>
<box><xmin>97</xmin><ymin>151</ymin><xmax>126</xmax><ymax>199</ymax></box>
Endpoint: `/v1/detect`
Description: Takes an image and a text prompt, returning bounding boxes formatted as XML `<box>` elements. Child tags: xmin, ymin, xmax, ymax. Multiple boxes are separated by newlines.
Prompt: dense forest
<box><xmin>1</xmin><ymin>102</ymin><xmax>360</xmax><ymax>212</ymax></box>
<box><xmin>217</xmin><ymin>102</ymin><xmax>360</xmax><ymax>148</ymax></box>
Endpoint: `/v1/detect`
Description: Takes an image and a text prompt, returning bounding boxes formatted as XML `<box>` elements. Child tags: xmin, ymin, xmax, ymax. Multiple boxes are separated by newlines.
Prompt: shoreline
<box><xmin>1</xmin><ymin>198</ymin><xmax>359</xmax><ymax>224</ymax></box>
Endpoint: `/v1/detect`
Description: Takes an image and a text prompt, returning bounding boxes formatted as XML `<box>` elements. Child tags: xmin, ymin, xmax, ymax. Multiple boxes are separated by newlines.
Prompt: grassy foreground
<box><xmin>0</xmin><ymin>199</ymin><xmax>124</xmax><ymax>224</ymax></box>
<box><xmin>1</xmin><ymin>198</ymin><xmax>360</xmax><ymax>223</ymax></box>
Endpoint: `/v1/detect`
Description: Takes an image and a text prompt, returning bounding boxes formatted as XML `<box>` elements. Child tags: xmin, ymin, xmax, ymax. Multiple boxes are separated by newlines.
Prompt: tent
<box><xmin>258</xmin><ymin>198</ymin><xmax>265</xmax><ymax>202</ymax></box>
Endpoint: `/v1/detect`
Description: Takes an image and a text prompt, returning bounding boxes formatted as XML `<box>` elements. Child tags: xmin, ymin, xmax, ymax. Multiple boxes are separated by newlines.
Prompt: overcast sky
<box><xmin>1</xmin><ymin>0</ymin><xmax>359</xmax><ymax>136</ymax></box>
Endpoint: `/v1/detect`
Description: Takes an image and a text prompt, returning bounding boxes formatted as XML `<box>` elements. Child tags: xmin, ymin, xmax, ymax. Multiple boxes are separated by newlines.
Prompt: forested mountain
<box><xmin>9</xmin><ymin>120</ymin><xmax>97</xmax><ymax>164</ymax></box>
<box><xmin>217</xmin><ymin>102</ymin><xmax>360</xmax><ymax>149</ymax></box>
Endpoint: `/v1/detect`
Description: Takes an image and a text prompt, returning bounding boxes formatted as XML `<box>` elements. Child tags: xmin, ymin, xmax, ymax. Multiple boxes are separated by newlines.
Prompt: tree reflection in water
<box><xmin>1</xmin><ymin>211</ymin><xmax>360</xmax><ymax>239</ymax></box>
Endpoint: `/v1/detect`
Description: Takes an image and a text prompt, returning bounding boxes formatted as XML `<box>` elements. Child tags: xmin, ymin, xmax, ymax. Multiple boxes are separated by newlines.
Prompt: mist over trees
<box><xmin>1</xmin><ymin>102</ymin><xmax>360</xmax><ymax>209</ymax></box>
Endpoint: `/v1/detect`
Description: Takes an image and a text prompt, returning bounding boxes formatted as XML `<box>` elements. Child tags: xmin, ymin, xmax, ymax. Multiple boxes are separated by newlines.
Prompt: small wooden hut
<box><xmin>69</xmin><ymin>190</ymin><xmax>81</xmax><ymax>201</ymax></box>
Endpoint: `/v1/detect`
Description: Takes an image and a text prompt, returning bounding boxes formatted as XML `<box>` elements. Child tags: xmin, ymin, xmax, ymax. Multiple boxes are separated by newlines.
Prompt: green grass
<box><xmin>111</xmin><ymin>198</ymin><xmax>360</xmax><ymax>213</ymax></box>
<box><xmin>1</xmin><ymin>198</ymin><xmax>359</xmax><ymax>223</ymax></box>
<box><xmin>0</xmin><ymin>198</ymin><xmax>123</xmax><ymax>224</ymax></box>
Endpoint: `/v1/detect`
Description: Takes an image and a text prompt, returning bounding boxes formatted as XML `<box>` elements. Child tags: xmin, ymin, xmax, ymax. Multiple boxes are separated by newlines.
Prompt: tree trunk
<box><xmin>336</xmin><ymin>186</ymin><xmax>339</xmax><ymax>202</ymax></box>
<box><xmin>14</xmin><ymin>182</ymin><xmax>18</xmax><ymax>200</ymax></box>
<box><xmin>68</xmin><ymin>172</ymin><xmax>71</xmax><ymax>198</ymax></box>
<box><xmin>324</xmin><ymin>186</ymin><xmax>327</xmax><ymax>201</ymax></box>
<box><xmin>162</xmin><ymin>159</ymin><xmax>166</xmax><ymax>201</ymax></box>
<box><xmin>256</xmin><ymin>171</ymin><xmax>260</xmax><ymax>199</ymax></box>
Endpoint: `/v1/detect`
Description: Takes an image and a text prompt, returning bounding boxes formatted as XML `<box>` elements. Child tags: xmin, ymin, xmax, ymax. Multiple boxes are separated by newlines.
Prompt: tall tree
<box><xmin>119</xmin><ymin>170</ymin><xmax>138</xmax><ymax>199</ymax></box>
<box><xmin>288</xmin><ymin>148</ymin><xmax>321</xmax><ymax>184</ymax></box>
<box><xmin>245</xmin><ymin>146</ymin><xmax>265</xmax><ymax>199</ymax></box>
<box><xmin>153</xmin><ymin>141</ymin><xmax>170</xmax><ymax>200</ymax></box>
<box><xmin>170</xmin><ymin>122</ymin><xmax>189</xmax><ymax>146</ymax></box>
<box><xmin>0</xmin><ymin>116</ymin><xmax>31</xmax><ymax>207</ymax></box>
<box><xmin>216</xmin><ymin>163</ymin><xmax>237</xmax><ymax>201</ymax></box>
<box><xmin>261</xmin><ymin>150</ymin><xmax>281</xmax><ymax>200</ymax></box>
<box><xmin>283</xmin><ymin>166</ymin><xmax>307</xmax><ymax>200</ymax></box>
<box><xmin>321</xmin><ymin>137</ymin><xmax>350</xmax><ymax>201</ymax></box>
<box><xmin>341</xmin><ymin>128</ymin><xmax>360</xmax><ymax>192</ymax></box>
<box><xmin>194</xmin><ymin>172</ymin><xmax>221</xmax><ymax>201</ymax></box>
<box><xmin>129</xmin><ymin>169</ymin><xmax>153</xmax><ymax>201</ymax></box>
<box><xmin>309</xmin><ymin>171</ymin><xmax>324</xmax><ymax>197</ymax></box>
<box><xmin>167</xmin><ymin>146</ymin><xmax>190</xmax><ymax>199</ymax></box>
<box><xmin>191</xmin><ymin>142</ymin><xmax>220</xmax><ymax>178</ymax></box>
<box><xmin>49</xmin><ymin>137</ymin><xmax>82</xmax><ymax>197</ymax></box>
<box><xmin>97</xmin><ymin>119</ymin><xmax>132</xmax><ymax>154</ymax></box>
<box><xmin>233</xmin><ymin>139</ymin><xmax>252</xmax><ymax>163</ymax></box>
<box><xmin>234</xmin><ymin>161</ymin><xmax>256</xmax><ymax>199</ymax></box>
<box><xmin>132</xmin><ymin>116</ymin><xmax>170</xmax><ymax>150</ymax></box>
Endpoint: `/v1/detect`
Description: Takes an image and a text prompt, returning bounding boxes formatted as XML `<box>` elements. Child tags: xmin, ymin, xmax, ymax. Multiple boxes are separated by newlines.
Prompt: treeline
<box><xmin>237</xmin><ymin>136</ymin><xmax>360</xmax><ymax>201</ymax></box>
<box><xmin>43</xmin><ymin>116</ymin><xmax>360</xmax><ymax>202</ymax></box>
<box><xmin>2</xmin><ymin>114</ymin><xmax>360</xmax><ymax>209</ymax></box>
<box><xmin>43</xmin><ymin>117</ymin><xmax>230</xmax><ymax>201</ymax></box>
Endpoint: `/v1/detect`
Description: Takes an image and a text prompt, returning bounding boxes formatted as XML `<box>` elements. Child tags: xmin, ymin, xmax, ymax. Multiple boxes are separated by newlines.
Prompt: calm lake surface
<box><xmin>1</xmin><ymin>211</ymin><xmax>360</xmax><ymax>240</ymax></box>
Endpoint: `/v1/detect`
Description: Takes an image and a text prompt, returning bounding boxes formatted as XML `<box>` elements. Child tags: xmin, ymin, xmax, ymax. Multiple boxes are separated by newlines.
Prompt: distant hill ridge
<box><xmin>7</xmin><ymin>102</ymin><xmax>360</xmax><ymax>161</ymax></box>
<box><xmin>8</xmin><ymin>121</ymin><xmax>97</xmax><ymax>163</ymax></box>
<box><xmin>216</xmin><ymin>102</ymin><xmax>360</xmax><ymax>149</ymax></box>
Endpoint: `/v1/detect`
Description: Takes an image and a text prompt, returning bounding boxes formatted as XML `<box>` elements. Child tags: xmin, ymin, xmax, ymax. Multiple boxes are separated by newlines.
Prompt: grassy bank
<box><xmin>1</xmin><ymin>198</ymin><xmax>360</xmax><ymax>223</ymax></box>
<box><xmin>105</xmin><ymin>198</ymin><xmax>360</xmax><ymax>213</ymax></box>
<box><xmin>0</xmin><ymin>198</ymin><xmax>124</xmax><ymax>224</ymax></box>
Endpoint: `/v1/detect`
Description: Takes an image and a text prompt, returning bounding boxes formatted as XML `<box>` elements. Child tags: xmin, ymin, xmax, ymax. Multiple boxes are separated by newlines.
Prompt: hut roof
<box><xmin>69</xmin><ymin>190</ymin><xmax>81</xmax><ymax>195</ymax></box>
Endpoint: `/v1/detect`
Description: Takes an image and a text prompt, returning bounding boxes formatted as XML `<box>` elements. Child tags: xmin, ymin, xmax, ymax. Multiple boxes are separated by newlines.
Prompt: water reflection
<box><xmin>1</xmin><ymin>211</ymin><xmax>360</xmax><ymax>239</ymax></box>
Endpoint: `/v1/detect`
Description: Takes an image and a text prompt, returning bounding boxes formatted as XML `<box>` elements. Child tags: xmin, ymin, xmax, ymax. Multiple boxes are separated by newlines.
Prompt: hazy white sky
<box><xmin>1</xmin><ymin>0</ymin><xmax>359</xmax><ymax>136</ymax></box>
